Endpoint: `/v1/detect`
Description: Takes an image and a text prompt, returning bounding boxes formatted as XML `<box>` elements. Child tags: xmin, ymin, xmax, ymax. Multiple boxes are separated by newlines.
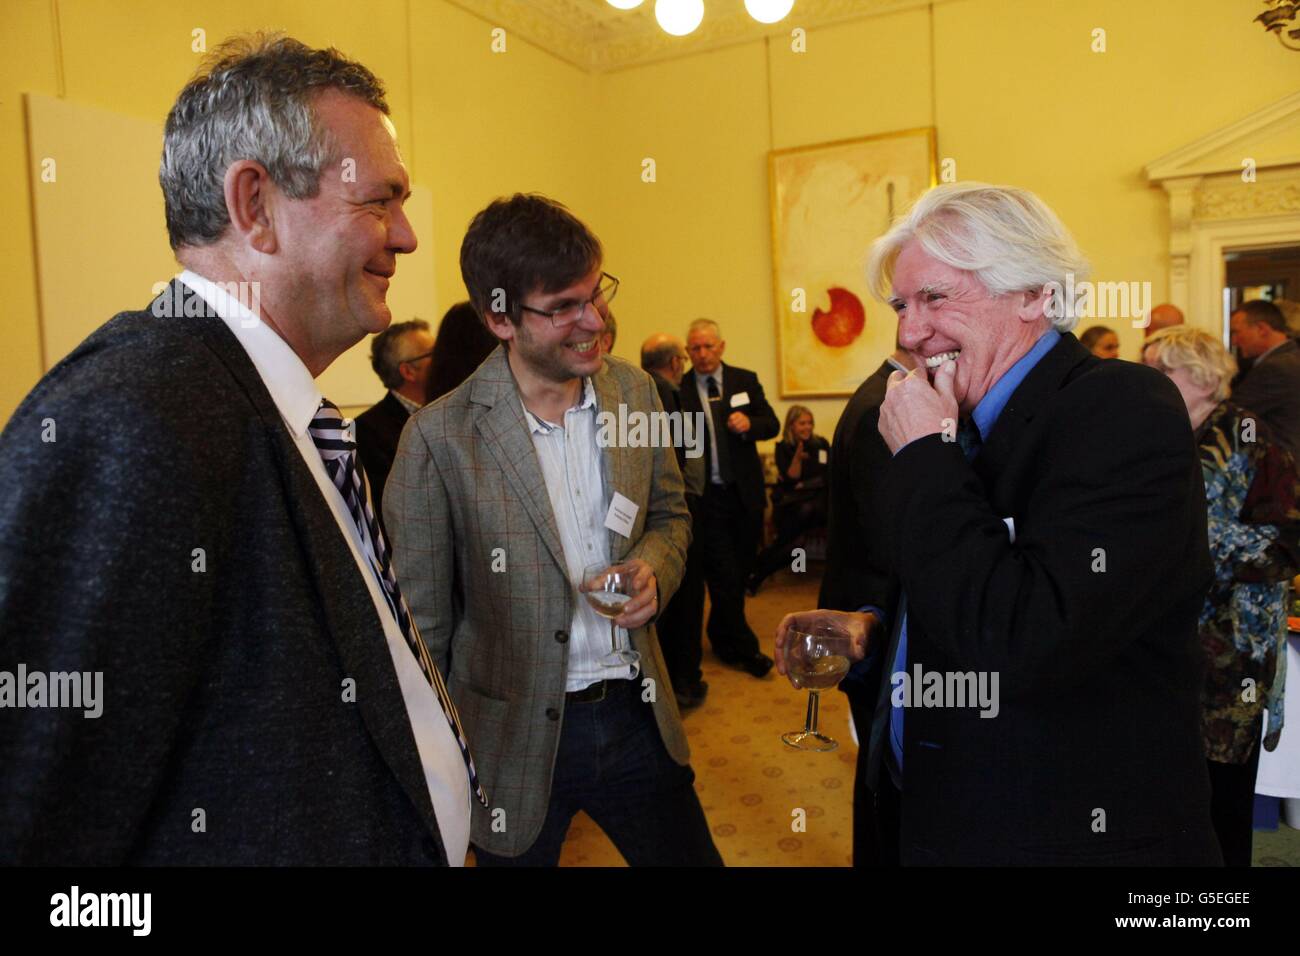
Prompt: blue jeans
<box><xmin>473</xmin><ymin>678</ymin><xmax>724</xmax><ymax>867</ymax></box>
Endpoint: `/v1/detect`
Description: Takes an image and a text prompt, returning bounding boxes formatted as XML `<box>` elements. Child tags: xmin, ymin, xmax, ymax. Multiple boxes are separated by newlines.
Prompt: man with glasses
<box><xmin>357</xmin><ymin>319</ymin><xmax>435</xmax><ymax>533</ymax></box>
<box><xmin>385</xmin><ymin>193</ymin><xmax>722</xmax><ymax>866</ymax></box>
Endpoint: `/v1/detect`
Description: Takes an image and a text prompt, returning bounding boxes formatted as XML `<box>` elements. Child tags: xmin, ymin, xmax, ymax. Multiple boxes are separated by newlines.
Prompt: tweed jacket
<box><xmin>384</xmin><ymin>347</ymin><xmax>692</xmax><ymax>857</ymax></box>
<box><xmin>0</xmin><ymin>281</ymin><xmax>450</xmax><ymax>865</ymax></box>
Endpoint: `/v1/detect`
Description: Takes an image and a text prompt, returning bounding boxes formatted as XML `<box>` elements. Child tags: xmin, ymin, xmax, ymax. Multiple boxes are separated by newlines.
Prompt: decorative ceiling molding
<box><xmin>443</xmin><ymin>0</ymin><xmax>945</xmax><ymax>73</ymax></box>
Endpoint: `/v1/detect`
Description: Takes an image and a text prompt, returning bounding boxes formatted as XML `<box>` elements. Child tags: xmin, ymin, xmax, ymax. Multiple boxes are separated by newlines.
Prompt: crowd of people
<box><xmin>1</xmin><ymin>33</ymin><xmax>1295</xmax><ymax>868</ymax></box>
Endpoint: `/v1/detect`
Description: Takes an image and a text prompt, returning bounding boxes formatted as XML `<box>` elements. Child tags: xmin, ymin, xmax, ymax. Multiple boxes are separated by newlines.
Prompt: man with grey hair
<box><xmin>0</xmin><ymin>34</ymin><xmax>479</xmax><ymax>865</ymax></box>
<box><xmin>681</xmin><ymin>318</ymin><xmax>780</xmax><ymax>679</ymax></box>
<box><xmin>358</xmin><ymin>318</ymin><xmax>434</xmax><ymax>531</ymax></box>
<box><xmin>778</xmin><ymin>182</ymin><xmax>1220</xmax><ymax>865</ymax></box>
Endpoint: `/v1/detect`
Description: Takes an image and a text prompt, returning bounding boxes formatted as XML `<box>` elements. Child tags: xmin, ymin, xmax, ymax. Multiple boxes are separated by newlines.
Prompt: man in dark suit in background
<box><xmin>642</xmin><ymin>333</ymin><xmax>708</xmax><ymax>709</ymax></box>
<box><xmin>818</xmin><ymin>340</ymin><xmax>914</xmax><ymax>866</ymax></box>
<box><xmin>779</xmin><ymin>183</ymin><xmax>1220</xmax><ymax>865</ymax></box>
<box><xmin>1230</xmin><ymin>299</ymin><xmax>1300</xmax><ymax>461</ymax></box>
<box><xmin>680</xmin><ymin>318</ymin><xmax>779</xmax><ymax>678</ymax></box>
<box><xmin>0</xmin><ymin>34</ymin><xmax>477</xmax><ymax>865</ymax></box>
<box><xmin>357</xmin><ymin>318</ymin><xmax>434</xmax><ymax>532</ymax></box>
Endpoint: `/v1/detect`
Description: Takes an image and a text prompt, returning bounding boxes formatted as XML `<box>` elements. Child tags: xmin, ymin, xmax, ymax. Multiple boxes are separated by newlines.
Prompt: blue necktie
<box><xmin>889</xmin><ymin>420</ymin><xmax>983</xmax><ymax>772</ymax></box>
<box><xmin>310</xmin><ymin>399</ymin><xmax>488</xmax><ymax>807</ymax></box>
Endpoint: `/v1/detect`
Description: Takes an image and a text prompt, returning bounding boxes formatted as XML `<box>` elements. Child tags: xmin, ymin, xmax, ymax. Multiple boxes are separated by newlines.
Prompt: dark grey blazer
<box><xmin>0</xmin><ymin>280</ymin><xmax>449</xmax><ymax>865</ymax></box>
<box><xmin>1231</xmin><ymin>338</ymin><xmax>1300</xmax><ymax>462</ymax></box>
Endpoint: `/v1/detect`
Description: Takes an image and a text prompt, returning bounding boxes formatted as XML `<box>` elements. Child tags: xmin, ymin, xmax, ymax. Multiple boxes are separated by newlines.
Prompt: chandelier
<box><xmin>1256</xmin><ymin>1</ymin><xmax>1300</xmax><ymax>50</ymax></box>
<box><xmin>607</xmin><ymin>1</ymin><xmax>797</xmax><ymax>37</ymax></box>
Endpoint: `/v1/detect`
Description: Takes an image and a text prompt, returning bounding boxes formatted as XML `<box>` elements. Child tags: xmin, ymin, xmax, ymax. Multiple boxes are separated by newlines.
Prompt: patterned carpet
<box><xmin>499</xmin><ymin>566</ymin><xmax>1300</xmax><ymax>867</ymax></box>
<box><xmin>557</xmin><ymin>566</ymin><xmax>859</xmax><ymax>866</ymax></box>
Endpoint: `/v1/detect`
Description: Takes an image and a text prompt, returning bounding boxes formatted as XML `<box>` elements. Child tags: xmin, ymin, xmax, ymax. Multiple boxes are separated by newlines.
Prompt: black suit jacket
<box><xmin>819</xmin><ymin>359</ymin><xmax>899</xmax><ymax>616</ymax></box>
<box><xmin>0</xmin><ymin>281</ymin><xmax>449</xmax><ymax>865</ymax></box>
<box><xmin>867</xmin><ymin>334</ymin><xmax>1220</xmax><ymax>865</ymax></box>
<box><xmin>356</xmin><ymin>391</ymin><xmax>412</xmax><ymax>533</ymax></box>
<box><xmin>679</xmin><ymin>364</ymin><xmax>779</xmax><ymax>514</ymax></box>
<box><xmin>1230</xmin><ymin>338</ymin><xmax>1300</xmax><ymax>462</ymax></box>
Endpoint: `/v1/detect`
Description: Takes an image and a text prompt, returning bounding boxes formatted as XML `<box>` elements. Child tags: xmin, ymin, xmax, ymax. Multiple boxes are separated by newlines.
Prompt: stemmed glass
<box><xmin>580</xmin><ymin>562</ymin><xmax>642</xmax><ymax>667</ymax></box>
<box><xmin>782</xmin><ymin>623</ymin><xmax>853</xmax><ymax>751</ymax></box>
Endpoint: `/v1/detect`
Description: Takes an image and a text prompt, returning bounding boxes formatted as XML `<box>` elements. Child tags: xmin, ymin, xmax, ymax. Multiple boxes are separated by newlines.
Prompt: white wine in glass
<box><xmin>782</xmin><ymin>625</ymin><xmax>853</xmax><ymax>751</ymax></box>
<box><xmin>581</xmin><ymin>562</ymin><xmax>641</xmax><ymax>667</ymax></box>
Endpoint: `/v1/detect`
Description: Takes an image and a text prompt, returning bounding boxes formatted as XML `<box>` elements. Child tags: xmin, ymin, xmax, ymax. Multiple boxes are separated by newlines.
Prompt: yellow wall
<box><xmin>3</xmin><ymin>0</ymin><xmax>1299</xmax><ymax>432</ymax></box>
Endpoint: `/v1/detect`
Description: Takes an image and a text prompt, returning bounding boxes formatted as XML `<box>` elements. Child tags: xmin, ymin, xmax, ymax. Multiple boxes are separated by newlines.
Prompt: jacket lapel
<box><xmin>469</xmin><ymin>349</ymin><xmax>569</xmax><ymax>576</ymax></box>
<box><xmin>593</xmin><ymin>365</ymin><xmax>629</xmax><ymax>561</ymax></box>
<box><xmin>186</xmin><ymin>292</ymin><xmax>444</xmax><ymax>851</ymax></box>
<box><xmin>973</xmin><ymin>333</ymin><xmax>1093</xmax><ymax>487</ymax></box>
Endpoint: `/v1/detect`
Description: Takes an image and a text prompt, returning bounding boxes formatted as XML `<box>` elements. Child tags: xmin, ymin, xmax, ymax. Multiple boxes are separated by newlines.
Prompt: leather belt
<box><xmin>566</xmin><ymin>679</ymin><xmax>628</xmax><ymax>704</ymax></box>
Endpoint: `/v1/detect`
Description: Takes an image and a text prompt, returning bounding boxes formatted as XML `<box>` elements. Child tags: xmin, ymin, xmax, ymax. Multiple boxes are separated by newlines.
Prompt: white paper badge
<box><xmin>818</xmin><ymin>449</ymin><xmax>828</xmax><ymax>464</ymax></box>
<box><xmin>1003</xmin><ymin>516</ymin><xmax>1016</xmax><ymax>543</ymax></box>
<box><xmin>605</xmin><ymin>492</ymin><xmax>640</xmax><ymax>538</ymax></box>
<box><xmin>730</xmin><ymin>391</ymin><xmax>750</xmax><ymax>408</ymax></box>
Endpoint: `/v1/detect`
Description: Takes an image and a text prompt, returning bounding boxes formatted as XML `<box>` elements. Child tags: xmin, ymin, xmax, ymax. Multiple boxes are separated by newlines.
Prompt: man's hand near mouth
<box><xmin>879</xmin><ymin>357</ymin><xmax>960</xmax><ymax>454</ymax></box>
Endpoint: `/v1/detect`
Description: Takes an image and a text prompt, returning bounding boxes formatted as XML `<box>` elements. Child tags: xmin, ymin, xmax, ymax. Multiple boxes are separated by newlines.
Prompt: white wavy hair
<box><xmin>865</xmin><ymin>182</ymin><xmax>1091</xmax><ymax>332</ymax></box>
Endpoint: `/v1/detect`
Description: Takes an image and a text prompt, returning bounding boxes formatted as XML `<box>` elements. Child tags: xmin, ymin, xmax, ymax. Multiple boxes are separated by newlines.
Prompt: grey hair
<box><xmin>370</xmin><ymin>319</ymin><xmax>430</xmax><ymax>390</ymax></box>
<box><xmin>865</xmin><ymin>182</ymin><xmax>1091</xmax><ymax>332</ymax></box>
<box><xmin>159</xmin><ymin>33</ymin><xmax>389</xmax><ymax>251</ymax></box>
<box><xmin>688</xmin><ymin>318</ymin><xmax>721</xmax><ymax>338</ymax></box>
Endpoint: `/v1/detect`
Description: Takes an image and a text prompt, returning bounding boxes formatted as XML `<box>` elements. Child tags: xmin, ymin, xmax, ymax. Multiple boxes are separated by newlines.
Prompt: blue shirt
<box><xmin>888</xmin><ymin>328</ymin><xmax>1061</xmax><ymax>773</ymax></box>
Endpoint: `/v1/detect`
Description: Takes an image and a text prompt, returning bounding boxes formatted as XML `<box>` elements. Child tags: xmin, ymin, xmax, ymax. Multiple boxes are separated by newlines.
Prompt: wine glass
<box><xmin>581</xmin><ymin>562</ymin><xmax>642</xmax><ymax>667</ymax></box>
<box><xmin>781</xmin><ymin>623</ymin><xmax>853</xmax><ymax>751</ymax></box>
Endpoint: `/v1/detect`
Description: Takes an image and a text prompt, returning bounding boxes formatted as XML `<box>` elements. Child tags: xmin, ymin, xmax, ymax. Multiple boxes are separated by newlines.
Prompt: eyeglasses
<box><xmin>519</xmin><ymin>273</ymin><xmax>619</xmax><ymax>329</ymax></box>
<box><xmin>400</xmin><ymin>350</ymin><xmax>434</xmax><ymax>366</ymax></box>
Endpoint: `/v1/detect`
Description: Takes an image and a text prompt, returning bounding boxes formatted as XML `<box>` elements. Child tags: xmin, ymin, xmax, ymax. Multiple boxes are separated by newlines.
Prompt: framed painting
<box><xmin>768</xmin><ymin>127</ymin><xmax>937</xmax><ymax>397</ymax></box>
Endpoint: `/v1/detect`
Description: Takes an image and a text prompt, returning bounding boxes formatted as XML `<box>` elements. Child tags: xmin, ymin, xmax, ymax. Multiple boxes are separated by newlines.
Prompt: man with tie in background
<box><xmin>679</xmin><ymin>319</ymin><xmax>780</xmax><ymax>679</ymax></box>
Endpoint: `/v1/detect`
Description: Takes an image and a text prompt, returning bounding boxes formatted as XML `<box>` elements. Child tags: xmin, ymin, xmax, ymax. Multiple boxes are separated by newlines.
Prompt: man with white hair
<box><xmin>778</xmin><ymin>183</ymin><xmax>1221</xmax><ymax>865</ymax></box>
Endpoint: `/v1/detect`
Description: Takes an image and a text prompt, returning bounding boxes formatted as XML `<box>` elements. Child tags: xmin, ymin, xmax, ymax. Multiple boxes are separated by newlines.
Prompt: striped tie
<box><xmin>309</xmin><ymin>398</ymin><xmax>488</xmax><ymax>807</ymax></box>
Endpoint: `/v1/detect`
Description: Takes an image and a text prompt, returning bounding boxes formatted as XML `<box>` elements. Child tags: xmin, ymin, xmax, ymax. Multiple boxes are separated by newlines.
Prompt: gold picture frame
<box><xmin>768</xmin><ymin>127</ymin><xmax>937</xmax><ymax>398</ymax></box>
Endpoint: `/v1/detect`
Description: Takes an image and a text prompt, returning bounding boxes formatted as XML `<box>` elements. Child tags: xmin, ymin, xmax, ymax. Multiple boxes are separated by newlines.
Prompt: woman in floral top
<box><xmin>1144</xmin><ymin>326</ymin><xmax>1300</xmax><ymax>866</ymax></box>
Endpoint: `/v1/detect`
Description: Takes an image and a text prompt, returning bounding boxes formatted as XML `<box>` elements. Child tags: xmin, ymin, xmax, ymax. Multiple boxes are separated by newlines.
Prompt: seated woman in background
<box><xmin>1079</xmin><ymin>324</ymin><xmax>1119</xmax><ymax>359</ymax></box>
<box><xmin>746</xmin><ymin>405</ymin><xmax>830</xmax><ymax>595</ymax></box>
<box><xmin>1143</xmin><ymin>326</ymin><xmax>1300</xmax><ymax>867</ymax></box>
<box><xmin>426</xmin><ymin>301</ymin><xmax>500</xmax><ymax>404</ymax></box>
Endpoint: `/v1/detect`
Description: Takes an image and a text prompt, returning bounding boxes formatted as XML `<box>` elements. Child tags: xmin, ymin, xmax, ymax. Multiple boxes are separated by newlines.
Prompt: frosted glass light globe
<box><xmin>744</xmin><ymin>0</ymin><xmax>794</xmax><ymax>24</ymax></box>
<box><xmin>606</xmin><ymin>0</ymin><xmax>645</xmax><ymax>9</ymax></box>
<box><xmin>655</xmin><ymin>0</ymin><xmax>705</xmax><ymax>36</ymax></box>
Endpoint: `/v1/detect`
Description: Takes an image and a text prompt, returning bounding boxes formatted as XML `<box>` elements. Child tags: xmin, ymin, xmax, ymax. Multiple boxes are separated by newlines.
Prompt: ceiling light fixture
<box><xmin>744</xmin><ymin>0</ymin><xmax>795</xmax><ymax>24</ymax></box>
<box><xmin>654</xmin><ymin>0</ymin><xmax>706</xmax><ymax>37</ymax></box>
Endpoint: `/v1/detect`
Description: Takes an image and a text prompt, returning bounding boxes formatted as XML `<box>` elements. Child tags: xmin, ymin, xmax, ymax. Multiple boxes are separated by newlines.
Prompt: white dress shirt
<box><xmin>521</xmin><ymin>378</ymin><xmax>639</xmax><ymax>692</ymax></box>
<box><xmin>178</xmin><ymin>271</ymin><xmax>471</xmax><ymax>865</ymax></box>
<box><xmin>390</xmin><ymin>389</ymin><xmax>422</xmax><ymax>415</ymax></box>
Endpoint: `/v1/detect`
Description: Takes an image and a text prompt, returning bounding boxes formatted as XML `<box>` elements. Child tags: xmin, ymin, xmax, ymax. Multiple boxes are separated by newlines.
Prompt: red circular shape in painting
<box><xmin>811</xmin><ymin>287</ymin><xmax>866</xmax><ymax>348</ymax></box>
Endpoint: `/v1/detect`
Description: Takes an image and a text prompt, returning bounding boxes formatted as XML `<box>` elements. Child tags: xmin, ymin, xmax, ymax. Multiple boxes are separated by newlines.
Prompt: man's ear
<box><xmin>717</xmin><ymin>339</ymin><xmax>727</xmax><ymax>358</ymax></box>
<box><xmin>1018</xmin><ymin>286</ymin><xmax>1052</xmax><ymax>324</ymax></box>
<box><xmin>483</xmin><ymin>310</ymin><xmax>516</xmax><ymax>344</ymax></box>
<box><xmin>224</xmin><ymin>160</ymin><xmax>277</xmax><ymax>255</ymax></box>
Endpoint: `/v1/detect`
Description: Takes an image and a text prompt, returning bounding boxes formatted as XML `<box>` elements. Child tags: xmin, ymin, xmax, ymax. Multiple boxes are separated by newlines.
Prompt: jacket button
<box><xmin>545</xmin><ymin>707</ymin><xmax>560</xmax><ymax>721</ymax></box>
<box><xmin>554</xmin><ymin>630</ymin><xmax>569</xmax><ymax>644</ymax></box>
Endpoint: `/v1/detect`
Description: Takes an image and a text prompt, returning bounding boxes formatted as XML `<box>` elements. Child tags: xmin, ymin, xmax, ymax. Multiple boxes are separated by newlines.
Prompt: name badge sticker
<box><xmin>730</xmin><ymin>391</ymin><xmax>750</xmax><ymax>408</ymax></box>
<box><xmin>818</xmin><ymin>449</ymin><xmax>828</xmax><ymax>464</ymax></box>
<box><xmin>605</xmin><ymin>492</ymin><xmax>640</xmax><ymax>538</ymax></box>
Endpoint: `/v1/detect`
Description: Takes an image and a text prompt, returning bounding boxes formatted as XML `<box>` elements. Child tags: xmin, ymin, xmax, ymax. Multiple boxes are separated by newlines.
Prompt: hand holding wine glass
<box><xmin>774</xmin><ymin>609</ymin><xmax>874</xmax><ymax>678</ymax></box>
<box><xmin>779</xmin><ymin>620</ymin><xmax>856</xmax><ymax>752</ymax></box>
<box><xmin>581</xmin><ymin>560</ymin><xmax>655</xmax><ymax>667</ymax></box>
